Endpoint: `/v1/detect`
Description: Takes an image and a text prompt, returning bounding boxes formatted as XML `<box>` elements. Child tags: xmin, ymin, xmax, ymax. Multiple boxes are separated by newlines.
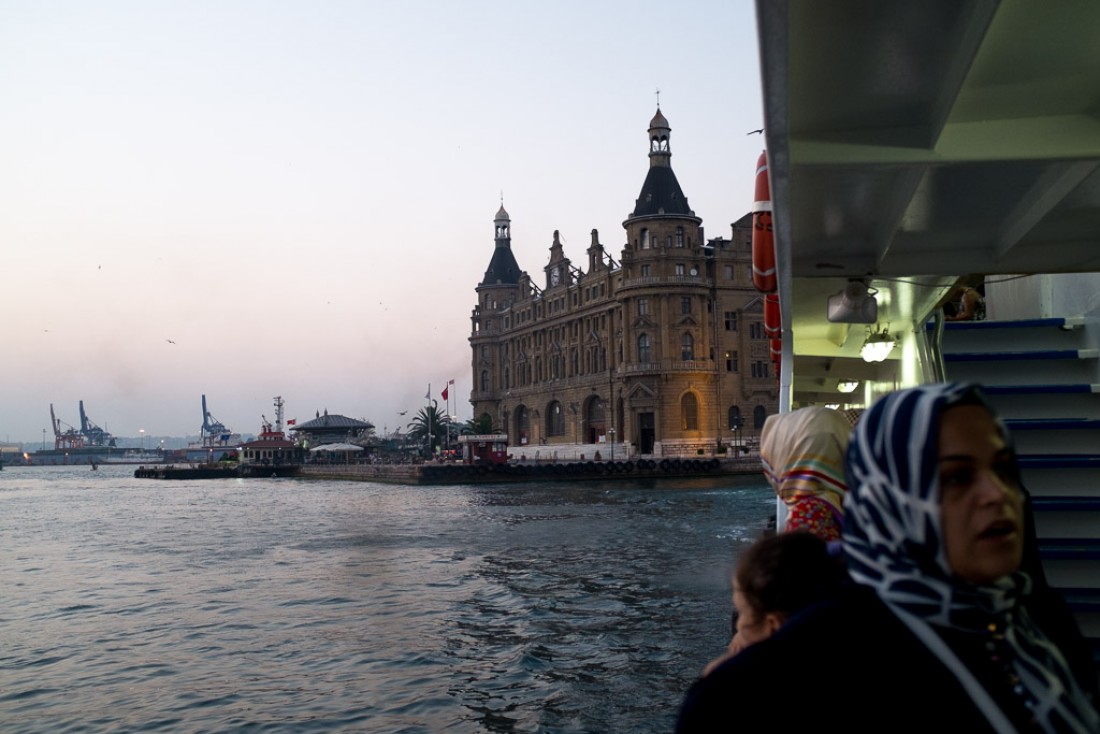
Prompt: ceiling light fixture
<box><xmin>827</xmin><ymin>280</ymin><xmax>878</xmax><ymax>324</ymax></box>
<box><xmin>861</xmin><ymin>328</ymin><xmax>896</xmax><ymax>363</ymax></box>
<box><xmin>837</xmin><ymin>379</ymin><xmax>860</xmax><ymax>393</ymax></box>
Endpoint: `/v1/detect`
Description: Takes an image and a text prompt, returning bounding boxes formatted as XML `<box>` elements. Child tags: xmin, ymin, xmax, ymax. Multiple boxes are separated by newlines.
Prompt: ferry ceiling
<box><xmin>755</xmin><ymin>0</ymin><xmax>1100</xmax><ymax>407</ymax></box>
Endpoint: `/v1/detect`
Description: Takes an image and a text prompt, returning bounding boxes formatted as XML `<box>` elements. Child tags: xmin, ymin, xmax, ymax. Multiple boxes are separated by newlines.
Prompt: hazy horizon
<box><xmin>1</xmin><ymin>0</ymin><xmax>764</xmax><ymax>445</ymax></box>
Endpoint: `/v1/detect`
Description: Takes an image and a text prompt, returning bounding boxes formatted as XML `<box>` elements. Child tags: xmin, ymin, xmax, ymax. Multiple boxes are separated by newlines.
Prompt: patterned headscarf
<box><xmin>844</xmin><ymin>383</ymin><xmax>1098</xmax><ymax>733</ymax></box>
<box><xmin>760</xmin><ymin>407</ymin><xmax>850</xmax><ymax>516</ymax></box>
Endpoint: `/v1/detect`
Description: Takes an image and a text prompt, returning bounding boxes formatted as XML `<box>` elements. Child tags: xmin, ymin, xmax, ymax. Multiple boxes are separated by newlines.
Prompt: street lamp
<box><xmin>608</xmin><ymin>427</ymin><xmax>616</xmax><ymax>461</ymax></box>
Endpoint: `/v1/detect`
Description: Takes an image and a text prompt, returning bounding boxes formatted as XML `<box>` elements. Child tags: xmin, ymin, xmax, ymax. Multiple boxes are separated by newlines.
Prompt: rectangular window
<box><xmin>681</xmin><ymin>296</ymin><xmax>691</xmax><ymax>315</ymax></box>
<box><xmin>751</xmin><ymin>361</ymin><xmax>769</xmax><ymax>378</ymax></box>
<box><xmin>750</xmin><ymin>322</ymin><xmax>764</xmax><ymax>339</ymax></box>
<box><xmin>725</xmin><ymin>264</ymin><xmax>734</xmax><ymax>280</ymax></box>
<box><xmin>641</xmin><ymin>264</ymin><xmax>651</xmax><ymax>277</ymax></box>
<box><xmin>726</xmin><ymin>350</ymin><xmax>738</xmax><ymax>372</ymax></box>
<box><xmin>638</xmin><ymin>298</ymin><xmax>649</xmax><ymax>316</ymax></box>
<box><xmin>675</xmin><ymin>263</ymin><xmax>686</xmax><ymax>276</ymax></box>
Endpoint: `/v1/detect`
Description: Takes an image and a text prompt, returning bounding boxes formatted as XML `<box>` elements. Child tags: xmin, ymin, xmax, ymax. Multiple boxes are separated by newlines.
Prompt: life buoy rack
<box><xmin>751</xmin><ymin>150</ymin><xmax>776</xmax><ymax>294</ymax></box>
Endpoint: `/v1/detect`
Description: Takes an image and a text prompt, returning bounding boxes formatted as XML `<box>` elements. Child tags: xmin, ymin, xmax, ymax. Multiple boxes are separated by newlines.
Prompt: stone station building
<box><xmin>469</xmin><ymin>109</ymin><xmax>778</xmax><ymax>457</ymax></box>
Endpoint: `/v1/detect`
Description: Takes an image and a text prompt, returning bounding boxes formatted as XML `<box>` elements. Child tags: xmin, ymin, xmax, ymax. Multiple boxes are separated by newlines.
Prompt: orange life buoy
<box><xmin>751</xmin><ymin>150</ymin><xmax>776</xmax><ymax>293</ymax></box>
<box><xmin>764</xmin><ymin>293</ymin><xmax>781</xmax><ymax>339</ymax></box>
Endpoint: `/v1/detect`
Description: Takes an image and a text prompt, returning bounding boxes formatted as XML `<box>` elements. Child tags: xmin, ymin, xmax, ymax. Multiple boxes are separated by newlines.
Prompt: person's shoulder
<box><xmin>677</xmin><ymin>599</ymin><xmax>849</xmax><ymax>732</ymax></box>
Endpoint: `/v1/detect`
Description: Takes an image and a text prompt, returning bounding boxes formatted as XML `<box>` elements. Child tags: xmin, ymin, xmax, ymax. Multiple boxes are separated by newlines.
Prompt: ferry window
<box><xmin>681</xmin><ymin>332</ymin><xmax>694</xmax><ymax>361</ymax></box>
<box><xmin>638</xmin><ymin>334</ymin><xmax>651</xmax><ymax>363</ymax></box>
<box><xmin>681</xmin><ymin>392</ymin><xmax>699</xmax><ymax>431</ymax></box>
<box><xmin>726</xmin><ymin>350</ymin><xmax>738</xmax><ymax>372</ymax></box>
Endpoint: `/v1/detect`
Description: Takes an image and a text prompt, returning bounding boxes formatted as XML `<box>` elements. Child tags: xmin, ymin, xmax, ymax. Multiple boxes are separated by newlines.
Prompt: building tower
<box><xmin>471</xmin><ymin>204</ymin><xmax>523</xmax><ymax>429</ymax></box>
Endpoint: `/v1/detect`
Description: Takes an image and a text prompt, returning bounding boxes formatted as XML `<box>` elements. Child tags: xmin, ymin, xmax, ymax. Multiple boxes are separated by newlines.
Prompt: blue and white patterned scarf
<box><xmin>843</xmin><ymin>383</ymin><xmax>1098</xmax><ymax>733</ymax></box>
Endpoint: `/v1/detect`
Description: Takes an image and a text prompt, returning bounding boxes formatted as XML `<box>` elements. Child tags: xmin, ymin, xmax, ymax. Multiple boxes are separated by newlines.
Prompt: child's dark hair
<box><xmin>735</xmin><ymin>532</ymin><xmax>841</xmax><ymax>619</ymax></box>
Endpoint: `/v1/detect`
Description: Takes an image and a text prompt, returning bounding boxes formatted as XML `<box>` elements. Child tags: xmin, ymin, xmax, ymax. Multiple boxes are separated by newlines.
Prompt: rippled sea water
<box><xmin>0</xmin><ymin>465</ymin><xmax>774</xmax><ymax>733</ymax></box>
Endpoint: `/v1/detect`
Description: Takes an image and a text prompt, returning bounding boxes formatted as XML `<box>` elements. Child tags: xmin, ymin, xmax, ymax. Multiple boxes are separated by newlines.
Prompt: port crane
<box><xmin>78</xmin><ymin>400</ymin><xmax>115</xmax><ymax>447</ymax></box>
<box><xmin>50</xmin><ymin>404</ymin><xmax>86</xmax><ymax>450</ymax></box>
<box><xmin>200</xmin><ymin>394</ymin><xmax>237</xmax><ymax>447</ymax></box>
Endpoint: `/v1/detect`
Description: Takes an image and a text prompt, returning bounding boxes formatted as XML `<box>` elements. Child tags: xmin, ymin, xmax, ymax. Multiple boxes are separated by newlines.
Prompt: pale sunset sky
<box><xmin>1</xmin><ymin>0</ymin><xmax>764</xmax><ymax>444</ymax></box>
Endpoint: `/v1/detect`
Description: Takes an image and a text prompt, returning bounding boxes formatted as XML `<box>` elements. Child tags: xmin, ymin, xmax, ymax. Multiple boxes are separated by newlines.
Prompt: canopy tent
<box><xmin>308</xmin><ymin>443</ymin><xmax>364</xmax><ymax>453</ymax></box>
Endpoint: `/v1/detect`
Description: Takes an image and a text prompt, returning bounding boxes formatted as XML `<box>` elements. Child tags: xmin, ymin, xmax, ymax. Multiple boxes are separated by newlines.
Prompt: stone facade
<box><xmin>469</xmin><ymin>109</ymin><xmax>778</xmax><ymax>456</ymax></box>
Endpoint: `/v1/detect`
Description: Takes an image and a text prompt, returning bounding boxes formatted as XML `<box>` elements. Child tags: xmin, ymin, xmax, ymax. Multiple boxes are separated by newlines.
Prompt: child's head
<box><xmin>732</xmin><ymin>532</ymin><xmax>840</xmax><ymax>645</ymax></box>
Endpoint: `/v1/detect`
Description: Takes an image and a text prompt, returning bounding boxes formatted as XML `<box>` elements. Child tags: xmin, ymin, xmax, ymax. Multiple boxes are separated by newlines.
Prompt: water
<box><xmin>0</xmin><ymin>465</ymin><xmax>774</xmax><ymax>733</ymax></box>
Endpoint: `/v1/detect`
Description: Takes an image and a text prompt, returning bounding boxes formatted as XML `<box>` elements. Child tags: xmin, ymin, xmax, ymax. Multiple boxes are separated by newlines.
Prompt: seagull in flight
<box><xmin>746</xmin><ymin>128</ymin><xmax>764</xmax><ymax>135</ymax></box>
<box><xmin>166</xmin><ymin>339</ymin><xmax>176</xmax><ymax>344</ymax></box>
<box><xmin>399</xmin><ymin>410</ymin><xmax>407</xmax><ymax>416</ymax></box>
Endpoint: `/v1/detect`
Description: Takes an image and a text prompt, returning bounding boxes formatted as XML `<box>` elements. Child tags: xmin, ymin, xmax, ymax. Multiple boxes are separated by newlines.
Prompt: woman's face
<box><xmin>937</xmin><ymin>405</ymin><xmax>1024</xmax><ymax>583</ymax></box>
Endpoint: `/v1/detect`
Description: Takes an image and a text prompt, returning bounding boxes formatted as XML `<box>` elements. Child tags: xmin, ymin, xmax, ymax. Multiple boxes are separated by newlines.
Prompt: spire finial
<box><xmin>655</xmin><ymin>87</ymin><xmax>661</xmax><ymax>108</ymax></box>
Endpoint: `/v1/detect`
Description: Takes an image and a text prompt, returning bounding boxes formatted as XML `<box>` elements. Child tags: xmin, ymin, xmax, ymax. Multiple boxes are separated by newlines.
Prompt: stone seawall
<box><xmin>297</xmin><ymin>457</ymin><xmax>761</xmax><ymax>485</ymax></box>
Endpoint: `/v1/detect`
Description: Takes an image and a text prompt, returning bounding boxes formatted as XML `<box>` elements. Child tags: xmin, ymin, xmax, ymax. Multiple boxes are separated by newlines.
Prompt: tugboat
<box><xmin>237</xmin><ymin>396</ymin><xmax>304</xmax><ymax>477</ymax></box>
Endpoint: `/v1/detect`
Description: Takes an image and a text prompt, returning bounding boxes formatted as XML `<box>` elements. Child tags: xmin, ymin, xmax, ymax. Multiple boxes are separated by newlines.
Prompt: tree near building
<box><xmin>463</xmin><ymin>413</ymin><xmax>498</xmax><ymax>435</ymax></box>
<box><xmin>407</xmin><ymin>404</ymin><xmax>446</xmax><ymax>456</ymax></box>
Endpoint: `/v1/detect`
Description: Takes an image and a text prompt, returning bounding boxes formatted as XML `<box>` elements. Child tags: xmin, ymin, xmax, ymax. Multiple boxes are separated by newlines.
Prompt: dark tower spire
<box><xmin>628</xmin><ymin>109</ymin><xmax>696</xmax><ymax>220</ymax></box>
<box><xmin>480</xmin><ymin>203</ymin><xmax>522</xmax><ymax>286</ymax></box>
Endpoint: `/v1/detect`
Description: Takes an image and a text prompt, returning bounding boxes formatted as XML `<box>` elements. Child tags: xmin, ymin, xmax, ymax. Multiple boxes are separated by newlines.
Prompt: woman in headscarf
<box><xmin>760</xmin><ymin>407</ymin><xmax>851</xmax><ymax>541</ymax></box>
<box><xmin>679</xmin><ymin>383</ymin><xmax>1098</xmax><ymax>733</ymax></box>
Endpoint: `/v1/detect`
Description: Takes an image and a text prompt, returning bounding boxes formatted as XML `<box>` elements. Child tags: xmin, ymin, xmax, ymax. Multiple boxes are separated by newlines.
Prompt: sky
<box><xmin>0</xmin><ymin>0</ymin><xmax>765</xmax><ymax>445</ymax></box>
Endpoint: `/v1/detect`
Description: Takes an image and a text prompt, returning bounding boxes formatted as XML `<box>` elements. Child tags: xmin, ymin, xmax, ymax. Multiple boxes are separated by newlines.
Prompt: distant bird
<box><xmin>747</xmin><ymin>128</ymin><xmax>764</xmax><ymax>135</ymax></box>
<box><xmin>399</xmin><ymin>410</ymin><xmax>407</xmax><ymax>416</ymax></box>
<box><xmin>166</xmin><ymin>339</ymin><xmax>176</xmax><ymax>344</ymax></box>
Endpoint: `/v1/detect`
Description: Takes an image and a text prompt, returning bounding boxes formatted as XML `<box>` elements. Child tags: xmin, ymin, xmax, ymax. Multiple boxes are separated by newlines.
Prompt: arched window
<box><xmin>480</xmin><ymin>370</ymin><xmax>489</xmax><ymax>392</ymax></box>
<box><xmin>641</xmin><ymin>228</ymin><xmax>650</xmax><ymax>250</ymax></box>
<box><xmin>638</xmin><ymin>333</ymin><xmax>651</xmax><ymax>363</ymax></box>
<box><xmin>728</xmin><ymin>405</ymin><xmax>743</xmax><ymax>430</ymax></box>
<box><xmin>754</xmin><ymin>405</ymin><xmax>767</xmax><ymax>430</ymax></box>
<box><xmin>681</xmin><ymin>392</ymin><xmax>699</xmax><ymax>431</ymax></box>
<box><xmin>547</xmin><ymin>401</ymin><xmax>565</xmax><ymax>436</ymax></box>
<box><xmin>516</xmin><ymin>406</ymin><xmax>530</xmax><ymax>445</ymax></box>
<box><xmin>681</xmin><ymin>332</ymin><xmax>694</xmax><ymax>361</ymax></box>
<box><xmin>585</xmin><ymin>396</ymin><xmax>606</xmax><ymax>443</ymax></box>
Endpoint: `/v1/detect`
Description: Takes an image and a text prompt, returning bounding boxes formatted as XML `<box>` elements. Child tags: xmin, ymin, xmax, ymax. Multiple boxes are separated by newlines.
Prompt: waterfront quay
<box><xmin>297</xmin><ymin>456</ymin><xmax>761</xmax><ymax>484</ymax></box>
